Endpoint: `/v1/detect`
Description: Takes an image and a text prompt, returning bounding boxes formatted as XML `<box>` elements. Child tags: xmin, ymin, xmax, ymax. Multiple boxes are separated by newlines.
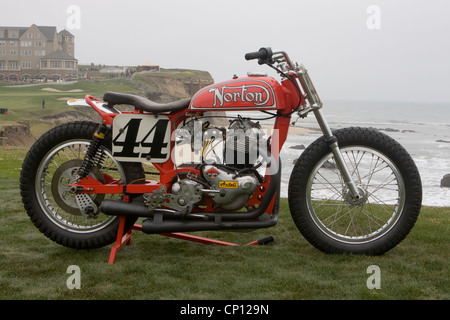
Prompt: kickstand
<box><xmin>108</xmin><ymin>216</ymin><xmax>274</xmax><ymax>264</ymax></box>
<box><xmin>108</xmin><ymin>216</ymin><xmax>142</xmax><ymax>264</ymax></box>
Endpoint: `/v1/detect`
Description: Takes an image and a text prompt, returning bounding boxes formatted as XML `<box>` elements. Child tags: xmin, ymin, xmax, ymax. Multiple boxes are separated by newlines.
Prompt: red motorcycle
<box><xmin>20</xmin><ymin>48</ymin><xmax>422</xmax><ymax>256</ymax></box>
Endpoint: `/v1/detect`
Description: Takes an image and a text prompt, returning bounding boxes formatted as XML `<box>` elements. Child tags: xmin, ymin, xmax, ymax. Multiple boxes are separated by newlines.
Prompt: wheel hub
<box><xmin>51</xmin><ymin>159</ymin><xmax>105</xmax><ymax>216</ymax></box>
<box><xmin>344</xmin><ymin>186</ymin><xmax>368</xmax><ymax>206</ymax></box>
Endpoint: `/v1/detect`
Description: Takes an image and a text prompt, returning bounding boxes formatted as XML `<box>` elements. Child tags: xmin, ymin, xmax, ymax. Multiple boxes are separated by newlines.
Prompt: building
<box><xmin>0</xmin><ymin>24</ymin><xmax>78</xmax><ymax>82</ymax></box>
<box><xmin>137</xmin><ymin>62</ymin><xmax>160</xmax><ymax>73</ymax></box>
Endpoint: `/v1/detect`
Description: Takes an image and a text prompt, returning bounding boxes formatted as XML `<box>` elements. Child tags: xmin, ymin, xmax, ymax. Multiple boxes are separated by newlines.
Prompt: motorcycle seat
<box><xmin>103</xmin><ymin>91</ymin><xmax>191</xmax><ymax>113</ymax></box>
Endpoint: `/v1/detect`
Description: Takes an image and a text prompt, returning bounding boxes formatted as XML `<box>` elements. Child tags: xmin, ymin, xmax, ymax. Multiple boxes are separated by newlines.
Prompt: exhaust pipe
<box><xmin>142</xmin><ymin>193</ymin><xmax>280</xmax><ymax>234</ymax></box>
<box><xmin>100</xmin><ymin>200</ymin><xmax>183</xmax><ymax>219</ymax></box>
<box><xmin>100</xmin><ymin>156</ymin><xmax>282</xmax><ymax>234</ymax></box>
<box><xmin>141</xmin><ymin>213</ymin><xmax>279</xmax><ymax>234</ymax></box>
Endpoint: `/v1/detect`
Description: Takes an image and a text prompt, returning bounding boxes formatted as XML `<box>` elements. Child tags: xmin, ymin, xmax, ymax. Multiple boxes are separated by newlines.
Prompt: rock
<box><xmin>42</xmin><ymin>109</ymin><xmax>98</xmax><ymax>125</ymax></box>
<box><xmin>379</xmin><ymin>128</ymin><xmax>400</xmax><ymax>132</ymax></box>
<box><xmin>0</xmin><ymin>123</ymin><xmax>36</xmax><ymax>146</ymax></box>
<box><xmin>290</xmin><ymin>144</ymin><xmax>306</xmax><ymax>150</ymax></box>
<box><xmin>322</xmin><ymin>160</ymin><xmax>337</xmax><ymax>169</ymax></box>
<box><xmin>441</xmin><ymin>174</ymin><xmax>450</xmax><ymax>188</ymax></box>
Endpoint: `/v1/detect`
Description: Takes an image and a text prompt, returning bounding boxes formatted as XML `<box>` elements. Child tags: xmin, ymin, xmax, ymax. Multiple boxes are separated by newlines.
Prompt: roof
<box><xmin>36</xmin><ymin>26</ymin><xmax>57</xmax><ymax>40</ymax></box>
<box><xmin>58</xmin><ymin>29</ymin><xmax>74</xmax><ymax>37</ymax></box>
<box><xmin>41</xmin><ymin>50</ymin><xmax>78</xmax><ymax>61</ymax></box>
<box><xmin>0</xmin><ymin>25</ymin><xmax>57</xmax><ymax>40</ymax></box>
<box><xmin>140</xmin><ymin>62</ymin><xmax>159</xmax><ymax>66</ymax></box>
<box><xmin>0</xmin><ymin>26</ymin><xmax>28</xmax><ymax>39</ymax></box>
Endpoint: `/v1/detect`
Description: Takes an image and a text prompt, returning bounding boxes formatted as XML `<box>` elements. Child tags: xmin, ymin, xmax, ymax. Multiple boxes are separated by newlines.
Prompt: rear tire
<box><xmin>288</xmin><ymin>127</ymin><xmax>422</xmax><ymax>255</ymax></box>
<box><xmin>20</xmin><ymin>121</ymin><xmax>145</xmax><ymax>249</ymax></box>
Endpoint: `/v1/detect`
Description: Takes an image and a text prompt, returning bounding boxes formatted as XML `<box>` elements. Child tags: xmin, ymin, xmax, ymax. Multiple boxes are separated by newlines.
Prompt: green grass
<box><xmin>0</xmin><ymin>70</ymin><xmax>212</xmax><ymax>139</ymax></box>
<box><xmin>0</xmin><ymin>79</ymin><xmax>140</xmax><ymax>139</ymax></box>
<box><xmin>0</xmin><ymin>79</ymin><xmax>138</xmax><ymax>121</ymax></box>
<box><xmin>0</xmin><ymin>146</ymin><xmax>448</xmax><ymax>300</ymax></box>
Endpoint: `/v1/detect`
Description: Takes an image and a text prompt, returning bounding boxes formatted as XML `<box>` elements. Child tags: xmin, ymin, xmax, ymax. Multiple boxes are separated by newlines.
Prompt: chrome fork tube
<box><xmin>312</xmin><ymin>106</ymin><xmax>361</xmax><ymax>199</ymax></box>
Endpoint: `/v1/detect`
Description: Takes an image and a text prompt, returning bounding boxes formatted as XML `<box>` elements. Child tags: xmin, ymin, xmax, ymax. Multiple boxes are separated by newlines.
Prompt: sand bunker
<box><xmin>42</xmin><ymin>88</ymin><xmax>84</xmax><ymax>93</ymax></box>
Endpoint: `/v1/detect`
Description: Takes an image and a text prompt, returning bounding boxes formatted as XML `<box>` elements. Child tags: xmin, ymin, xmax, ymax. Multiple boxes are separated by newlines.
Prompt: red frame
<box><xmin>73</xmin><ymin>76</ymin><xmax>304</xmax><ymax>215</ymax></box>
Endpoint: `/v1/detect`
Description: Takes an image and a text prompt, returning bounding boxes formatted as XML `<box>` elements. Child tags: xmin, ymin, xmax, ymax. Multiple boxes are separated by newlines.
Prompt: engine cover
<box><xmin>224</xmin><ymin>118</ymin><xmax>265</xmax><ymax>168</ymax></box>
<box><xmin>202</xmin><ymin>165</ymin><xmax>259</xmax><ymax>211</ymax></box>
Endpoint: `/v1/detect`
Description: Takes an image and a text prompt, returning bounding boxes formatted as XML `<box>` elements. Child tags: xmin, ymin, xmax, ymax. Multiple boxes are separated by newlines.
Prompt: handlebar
<box><xmin>245</xmin><ymin>47</ymin><xmax>273</xmax><ymax>64</ymax></box>
<box><xmin>244</xmin><ymin>47</ymin><xmax>323</xmax><ymax>109</ymax></box>
<box><xmin>245</xmin><ymin>47</ymin><xmax>295</xmax><ymax>69</ymax></box>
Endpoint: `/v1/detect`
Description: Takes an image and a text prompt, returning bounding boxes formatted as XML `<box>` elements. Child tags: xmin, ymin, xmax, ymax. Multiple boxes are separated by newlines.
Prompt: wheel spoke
<box><xmin>36</xmin><ymin>140</ymin><xmax>125</xmax><ymax>233</ymax></box>
<box><xmin>307</xmin><ymin>146</ymin><xmax>405</xmax><ymax>243</ymax></box>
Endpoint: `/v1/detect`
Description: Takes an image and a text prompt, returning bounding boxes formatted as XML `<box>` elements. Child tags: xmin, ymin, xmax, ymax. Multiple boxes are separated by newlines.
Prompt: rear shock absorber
<box><xmin>78</xmin><ymin>124</ymin><xmax>108</xmax><ymax>179</ymax></box>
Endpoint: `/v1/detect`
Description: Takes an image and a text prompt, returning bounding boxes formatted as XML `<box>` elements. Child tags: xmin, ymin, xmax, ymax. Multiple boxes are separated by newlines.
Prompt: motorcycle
<box><xmin>20</xmin><ymin>48</ymin><xmax>422</xmax><ymax>255</ymax></box>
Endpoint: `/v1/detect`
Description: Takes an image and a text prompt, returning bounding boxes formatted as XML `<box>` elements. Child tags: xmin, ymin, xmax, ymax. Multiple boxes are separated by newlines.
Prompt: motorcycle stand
<box><xmin>108</xmin><ymin>216</ymin><xmax>275</xmax><ymax>264</ymax></box>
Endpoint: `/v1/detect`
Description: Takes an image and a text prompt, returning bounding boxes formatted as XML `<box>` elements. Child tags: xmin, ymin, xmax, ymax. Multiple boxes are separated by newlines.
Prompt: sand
<box><xmin>262</xmin><ymin>124</ymin><xmax>320</xmax><ymax>136</ymax></box>
<box><xmin>42</xmin><ymin>88</ymin><xmax>84</xmax><ymax>93</ymax></box>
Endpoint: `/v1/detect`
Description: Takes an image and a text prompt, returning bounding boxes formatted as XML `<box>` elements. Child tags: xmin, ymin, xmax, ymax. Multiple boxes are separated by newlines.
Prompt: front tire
<box><xmin>20</xmin><ymin>121</ymin><xmax>145</xmax><ymax>249</ymax></box>
<box><xmin>288</xmin><ymin>127</ymin><xmax>422</xmax><ymax>255</ymax></box>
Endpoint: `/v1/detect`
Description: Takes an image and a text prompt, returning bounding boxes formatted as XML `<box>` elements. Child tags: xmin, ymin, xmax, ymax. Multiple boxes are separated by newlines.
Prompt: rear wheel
<box><xmin>288</xmin><ymin>127</ymin><xmax>422</xmax><ymax>255</ymax></box>
<box><xmin>20</xmin><ymin>121</ymin><xmax>145</xmax><ymax>249</ymax></box>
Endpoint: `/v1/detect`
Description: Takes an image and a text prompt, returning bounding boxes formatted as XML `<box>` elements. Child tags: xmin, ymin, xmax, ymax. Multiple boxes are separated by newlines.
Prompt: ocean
<box><xmin>228</xmin><ymin>101</ymin><xmax>450</xmax><ymax>207</ymax></box>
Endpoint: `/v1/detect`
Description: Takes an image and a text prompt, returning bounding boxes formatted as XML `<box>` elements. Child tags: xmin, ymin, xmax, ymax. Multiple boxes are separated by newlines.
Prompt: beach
<box><xmin>277</xmin><ymin>101</ymin><xmax>450</xmax><ymax>207</ymax></box>
<box><xmin>229</xmin><ymin>101</ymin><xmax>450</xmax><ymax>207</ymax></box>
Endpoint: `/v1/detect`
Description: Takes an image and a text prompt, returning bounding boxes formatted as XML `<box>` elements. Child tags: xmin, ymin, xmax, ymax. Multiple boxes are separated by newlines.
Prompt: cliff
<box><xmin>0</xmin><ymin>122</ymin><xmax>36</xmax><ymax>147</ymax></box>
<box><xmin>132</xmin><ymin>69</ymin><xmax>227</xmax><ymax>126</ymax></box>
<box><xmin>0</xmin><ymin>68</ymin><xmax>224</xmax><ymax>146</ymax></box>
<box><xmin>132</xmin><ymin>69</ymin><xmax>214</xmax><ymax>102</ymax></box>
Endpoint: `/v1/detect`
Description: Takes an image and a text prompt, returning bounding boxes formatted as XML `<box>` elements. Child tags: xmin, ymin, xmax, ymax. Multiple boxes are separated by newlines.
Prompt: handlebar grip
<box><xmin>245</xmin><ymin>47</ymin><xmax>273</xmax><ymax>62</ymax></box>
<box><xmin>245</xmin><ymin>51</ymin><xmax>263</xmax><ymax>61</ymax></box>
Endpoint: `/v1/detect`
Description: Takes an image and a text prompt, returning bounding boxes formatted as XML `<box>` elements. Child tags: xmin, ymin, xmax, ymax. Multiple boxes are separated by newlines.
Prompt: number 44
<box><xmin>112</xmin><ymin>115</ymin><xmax>171</xmax><ymax>163</ymax></box>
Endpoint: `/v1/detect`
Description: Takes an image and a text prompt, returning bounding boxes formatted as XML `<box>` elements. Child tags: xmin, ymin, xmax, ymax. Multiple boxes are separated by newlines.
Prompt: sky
<box><xmin>2</xmin><ymin>0</ymin><xmax>450</xmax><ymax>104</ymax></box>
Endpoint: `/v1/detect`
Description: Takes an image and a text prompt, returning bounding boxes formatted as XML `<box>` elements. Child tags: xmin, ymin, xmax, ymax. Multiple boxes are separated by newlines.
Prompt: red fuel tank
<box><xmin>189</xmin><ymin>76</ymin><xmax>286</xmax><ymax>111</ymax></box>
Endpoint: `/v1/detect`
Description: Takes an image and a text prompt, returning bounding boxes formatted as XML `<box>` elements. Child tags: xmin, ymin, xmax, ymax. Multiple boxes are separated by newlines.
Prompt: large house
<box><xmin>0</xmin><ymin>24</ymin><xmax>78</xmax><ymax>82</ymax></box>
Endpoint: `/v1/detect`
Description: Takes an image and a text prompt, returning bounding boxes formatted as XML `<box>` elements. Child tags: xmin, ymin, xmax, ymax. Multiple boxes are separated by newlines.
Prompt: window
<box><xmin>0</xmin><ymin>50</ymin><xmax>5</xmax><ymax>55</ymax></box>
<box><xmin>35</xmin><ymin>41</ymin><xmax>44</xmax><ymax>47</ymax></box>
<box><xmin>0</xmin><ymin>61</ymin><xmax>5</xmax><ymax>70</ymax></box>
<box><xmin>0</xmin><ymin>41</ymin><xmax>5</xmax><ymax>46</ymax></box>
<box><xmin>22</xmin><ymin>61</ymin><xmax>31</xmax><ymax>69</ymax></box>
<box><xmin>10</xmin><ymin>50</ymin><xmax>17</xmax><ymax>55</ymax></box>
<box><xmin>21</xmin><ymin>41</ymin><xmax>33</xmax><ymax>47</ymax></box>
<box><xmin>21</xmin><ymin>50</ymin><xmax>33</xmax><ymax>55</ymax></box>
<box><xmin>51</xmin><ymin>61</ymin><xmax>61</xmax><ymax>68</ymax></box>
<box><xmin>8</xmin><ymin>61</ymin><xmax>19</xmax><ymax>70</ymax></box>
<box><xmin>34</xmin><ymin>50</ymin><xmax>45</xmax><ymax>56</ymax></box>
<box><xmin>8</xmin><ymin>31</ymin><xmax>18</xmax><ymax>38</ymax></box>
<box><xmin>10</xmin><ymin>41</ymin><xmax>18</xmax><ymax>46</ymax></box>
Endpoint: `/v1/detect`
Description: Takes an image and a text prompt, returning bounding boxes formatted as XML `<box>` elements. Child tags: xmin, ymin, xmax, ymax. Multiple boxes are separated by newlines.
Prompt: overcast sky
<box><xmin>3</xmin><ymin>0</ymin><xmax>450</xmax><ymax>104</ymax></box>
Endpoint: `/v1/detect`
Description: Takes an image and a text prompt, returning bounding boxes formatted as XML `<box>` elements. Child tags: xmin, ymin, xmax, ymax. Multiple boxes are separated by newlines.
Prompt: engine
<box><xmin>202</xmin><ymin>164</ymin><xmax>259</xmax><ymax>211</ymax></box>
<box><xmin>224</xmin><ymin>118</ymin><xmax>266</xmax><ymax>169</ymax></box>
<box><xmin>154</xmin><ymin>117</ymin><xmax>267</xmax><ymax>213</ymax></box>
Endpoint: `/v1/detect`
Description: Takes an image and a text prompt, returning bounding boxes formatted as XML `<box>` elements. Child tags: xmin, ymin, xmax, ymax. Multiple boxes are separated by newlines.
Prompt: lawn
<box><xmin>0</xmin><ymin>146</ymin><xmax>448</xmax><ymax>300</ymax></box>
<box><xmin>0</xmin><ymin>79</ymin><xmax>139</xmax><ymax>139</ymax></box>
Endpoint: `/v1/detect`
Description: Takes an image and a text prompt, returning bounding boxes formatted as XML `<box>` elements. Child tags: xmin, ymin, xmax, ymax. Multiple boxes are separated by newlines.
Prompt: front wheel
<box><xmin>288</xmin><ymin>127</ymin><xmax>422</xmax><ymax>255</ymax></box>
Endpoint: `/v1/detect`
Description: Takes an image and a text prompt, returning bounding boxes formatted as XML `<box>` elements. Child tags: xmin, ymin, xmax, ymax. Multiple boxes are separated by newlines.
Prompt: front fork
<box><xmin>312</xmin><ymin>106</ymin><xmax>362</xmax><ymax>200</ymax></box>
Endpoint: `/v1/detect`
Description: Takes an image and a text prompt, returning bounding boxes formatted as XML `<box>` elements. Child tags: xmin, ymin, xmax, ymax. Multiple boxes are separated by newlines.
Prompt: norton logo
<box><xmin>206</xmin><ymin>167</ymin><xmax>220</xmax><ymax>179</ymax></box>
<box><xmin>218</xmin><ymin>181</ymin><xmax>239</xmax><ymax>189</ymax></box>
<box><xmin>208</xmin><ymin>84</ymin><xmax>272</xmax><ymax>107</ymax></box>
